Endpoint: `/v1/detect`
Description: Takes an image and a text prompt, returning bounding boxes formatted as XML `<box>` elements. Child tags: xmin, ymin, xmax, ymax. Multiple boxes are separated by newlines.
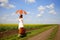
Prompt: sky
<box><xmin>0</xmin><ymin>0</ymin><xmax>60</xmax><ymax>24</ymax></box>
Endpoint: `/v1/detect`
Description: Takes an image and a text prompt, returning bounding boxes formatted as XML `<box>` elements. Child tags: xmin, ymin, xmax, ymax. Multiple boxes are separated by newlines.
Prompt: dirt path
<box><xmin>0</xmin><ymin>30</ymin><xmax>18</xmax><ymax>38</ymax></box>
<box><xmin>54</xmin><ymin>25</ymin><xmax>60</xmax><ymax>40</ymax></box>
<box><xmin>28</xmin><ymin>27</ymin><xmax>54</xmax><ymax>40</ymax></box>
<box><xmin>0</xmin><ymin>28</ymin><xmax>39</xmax><ymax>38</ymax></box>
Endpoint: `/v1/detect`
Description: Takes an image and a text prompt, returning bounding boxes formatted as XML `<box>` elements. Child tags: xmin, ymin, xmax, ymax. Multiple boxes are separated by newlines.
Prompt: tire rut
<box><xmin>28</xmin><ymin>27</ymin><xmax>54</xmax><ymax>40</ymax></box>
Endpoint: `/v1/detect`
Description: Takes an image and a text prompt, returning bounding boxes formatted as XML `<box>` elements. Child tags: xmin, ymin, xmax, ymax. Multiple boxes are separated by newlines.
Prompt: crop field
<box><xmin>0</xmin><ymin>24</ymin><xmax>58</xmax><ymax>40</ymax></box>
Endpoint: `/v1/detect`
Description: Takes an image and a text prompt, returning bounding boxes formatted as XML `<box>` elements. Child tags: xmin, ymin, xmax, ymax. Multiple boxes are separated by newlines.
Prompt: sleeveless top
<box><xmin>18</xmin><ymin>18</ymin><xmax>24</xmax><ymax>29</ymax></box>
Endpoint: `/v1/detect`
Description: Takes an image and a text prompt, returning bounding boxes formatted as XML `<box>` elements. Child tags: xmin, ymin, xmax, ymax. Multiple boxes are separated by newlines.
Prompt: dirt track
<box><xmin>0</xmin><ymin>28</ymin><xmax>39</xmax><ymax>38</ymax></box>
<box><xmin>28</xmin><ymin>27</ymin><xmax>54</xmax><ymax>40</ymax></box>
<box><xmin>0</xmin><ymin>30</ymin><xmax>18</xmax><ymax>38</ymax></box>
<box><xmin>0</xmin><ymin>25</ymin><xmax>60</xmax><ymax>40</ymax></box>
<box><xmin>54</xmin><ymin>25</ymin><xmax>60</xmax><ymax>40</ymax></box>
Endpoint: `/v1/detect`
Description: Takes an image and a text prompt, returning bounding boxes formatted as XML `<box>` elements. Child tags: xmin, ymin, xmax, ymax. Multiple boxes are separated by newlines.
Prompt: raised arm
<box><xmin>16</xmin><ymin>10</ymin><xmax>19</xmax><ymax>14</ymax></box>
<box><xmin>24</xmin><ymin>10</ymin><xmax>27</xmax><ymax>15</ymax></box>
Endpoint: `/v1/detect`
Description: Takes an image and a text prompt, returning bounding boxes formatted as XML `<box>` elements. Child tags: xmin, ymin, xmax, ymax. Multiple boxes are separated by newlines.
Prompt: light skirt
<box><xmin>18</xmin><ymin>22</ymin><xmax>24</xmax><ymax>29</ymax></box>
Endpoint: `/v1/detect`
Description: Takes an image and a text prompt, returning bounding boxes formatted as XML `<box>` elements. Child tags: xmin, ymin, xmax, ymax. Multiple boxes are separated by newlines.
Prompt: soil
<box><xmin>1</xmin><ymin>25</ymin><xmax>60</xmax><ymax>40</ymax></box>
<box><xmin>28</xmin><ymin>27</ymin><xmax>54</xmax><ymax>40</ymax></box>
<box><xmin>0</xmin><ymin>28</ymin><xmax>39</xmax><ymax>38</ymax></box>
<box><xmin>0</xmin><ymin>30</ymin><xmax>18</xmax><ymax>38</ymax></box>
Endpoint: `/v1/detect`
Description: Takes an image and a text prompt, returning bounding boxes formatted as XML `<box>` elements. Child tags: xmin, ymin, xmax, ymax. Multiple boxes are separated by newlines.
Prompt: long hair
<box><xmin>19</xmin><ymin>15</ymin><xmax>23</xmax><ymax>18</ymax></box>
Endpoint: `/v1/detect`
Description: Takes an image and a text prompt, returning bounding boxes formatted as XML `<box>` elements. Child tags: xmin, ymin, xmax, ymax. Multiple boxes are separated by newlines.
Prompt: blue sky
<box><xmin>0</xmin><ymin>0</ymin><xmax>60</xmax><ymax>24</ymax></box>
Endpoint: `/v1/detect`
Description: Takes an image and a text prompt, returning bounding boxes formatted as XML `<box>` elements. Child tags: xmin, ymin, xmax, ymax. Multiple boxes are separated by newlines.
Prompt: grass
<box><xmin>0</xmin><ymin>24</ymin><xmax>55</xmax><ymax>32</ymax></box>
<box><xmin>0</xmin><ymin>24</ymin><xmax>18</xmax><ymax>32</ymax></box>
<box><xmin>0</xmin><ymin>26</ymin><xmax>53</xmax><ymax>40</ymax></box>
<box><xmin>0</xmin><ymin>24</ymin><xmax>58</xmax><ymax>40</ymax></box>
<box><xmin>47</xmin><ymin>25</ymin><xmax>58</xmax><ymax>40</ymax></box>
<box><xmin>24</xmin><ymin>26</ymin><xmax>53</xmax><ymax>40</ymax></box>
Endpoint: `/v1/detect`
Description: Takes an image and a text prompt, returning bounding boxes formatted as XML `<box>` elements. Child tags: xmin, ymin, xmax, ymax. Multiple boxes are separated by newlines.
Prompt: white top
<box><xmin>18</xmin><ymin>18</ymin><xmax>24</xmax><ymax>29</ymax></box>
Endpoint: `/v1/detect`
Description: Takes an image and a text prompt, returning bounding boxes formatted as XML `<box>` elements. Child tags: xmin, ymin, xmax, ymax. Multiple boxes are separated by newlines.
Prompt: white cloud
<box><xmin>25</xmin><ymin>0</ymin><xmax>36</xmax><ymax>3</ymax></box>
<box><xmin>0</xmin><ymin>3</ymin><xmax>15</xmax><ymax>8</ymax></box>
<box><xmin>46</xmin><ymin>3</ymin><xmax>56</xmax><ymax>14</ymax></box>
<box><xmin>1</xmin><ymin>12</ymin><xmax>17</xmax><ymax>20</ymax></box>
<box><xmin>26</xmin><ymin>11</ymin><xmax>34</xmax><ymax>15</ymax></box>
<box><xmin>27</xmin><ymin>11</ymin><xmax>30</xmax><ymax>14</ymax></box>
<box><xmin>1</xmin><ymin>16</ymin><xmax>6</xmax><ymax>20</ymax></box>
<box><xmin>37</xmin><ymin>11</ymin><xmax>44</xmax><ymax>17</ymax></box>
<box><xmin>0</xmin><ymin>0</ymin><xmax>15</xmax><ymax>8</ymax></box>
<box><xmin>0</xmin><ymin>12</ymin><xmax>18</xmax><ymax>23</ymax></box>
<box><xmin>6</xmin><ymin>18</ymin><xmax>17</xmax><ymax>22</ymax></box>
<box><xmin>0</xmin><ymin>14</ymin><xmax>10</xmax><ymax>20</ymax></box>
<box><xmin>40</xmin><ymin>11</ymin><xmax>44</xmax><ymax>14</ymax></box>
<box><xmin>49</xmin><ymin>10</ymin><xmax>56</xmax><ymax>14</ymax></box>
<box><xmin>1</xmin><ymin>14</ymin><xmax>9</xmax><ymax>20</ymax></box>
<box><xmin>38</xmin><ymin>6</ymin><xmax>45</xmax><ymax>11</ymax></box>
<box><xmin>8</xmin><ymin>4</ymin><xmax>15</xmax><ymax>8</ymax></box>
<box><xmin>0</xmin><ymin>0</ymin><xmax>8</xmax><ymax>3</ymax></box>
<box><xmin>11</xmin><ymin>12</ymin><xmax>16</xmax><ymax>16</ymax></box>
<box><xmin>38</xmin><ymin>3</ymin><xmax>54</xmax><ymax>12</ymax></box>
<box><xmin>46</xmin><ymin>3</ymin><xmax>54</xmax><ymax>9</ymax></box>
<box><xmin>37</xmin><ymin>14</ymin><xmax>42</xmax><ymax>17</ymax></box>
<box><xmin>37</xmin><ymin>3</ymin><xmax>56</xmax><ymax>17</ymax></box>
<box><xmin>37</xmin><ymin>6</ymin><xmax>45</xmax><ymax>17</ymax></box>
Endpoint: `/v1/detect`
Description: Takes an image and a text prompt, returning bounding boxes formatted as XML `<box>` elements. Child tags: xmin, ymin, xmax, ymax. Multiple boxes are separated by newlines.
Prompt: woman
<box><xmin>16</xmin><ymin>10</ymin><xmax>27</xmax><ymax>37</ymax></box>
<box><xmin>18</xmin><ymin>15</ymin><xmax>26</xmax><ymax>37</ymax></box>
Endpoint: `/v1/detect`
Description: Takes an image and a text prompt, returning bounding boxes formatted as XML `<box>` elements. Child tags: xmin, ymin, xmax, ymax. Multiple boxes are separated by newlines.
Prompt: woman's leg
<box><xmin>18</xmin><ymin>28</ymin><xmax>20</xmax><ymax>37</ymax></box>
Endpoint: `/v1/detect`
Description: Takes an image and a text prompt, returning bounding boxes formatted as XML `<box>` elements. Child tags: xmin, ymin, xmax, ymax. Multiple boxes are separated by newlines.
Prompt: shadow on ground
<box><xmin>20</xmin><ymin>31</ymin><xmax>31</xmax><ymax>38</ymax></box>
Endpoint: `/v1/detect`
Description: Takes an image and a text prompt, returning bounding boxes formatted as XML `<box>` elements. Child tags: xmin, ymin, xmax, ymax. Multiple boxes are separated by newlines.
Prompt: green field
<box><xmin>0</xmin><ymin>24</ymin><xmax>58</xmax><ymax>40</ymax></box>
